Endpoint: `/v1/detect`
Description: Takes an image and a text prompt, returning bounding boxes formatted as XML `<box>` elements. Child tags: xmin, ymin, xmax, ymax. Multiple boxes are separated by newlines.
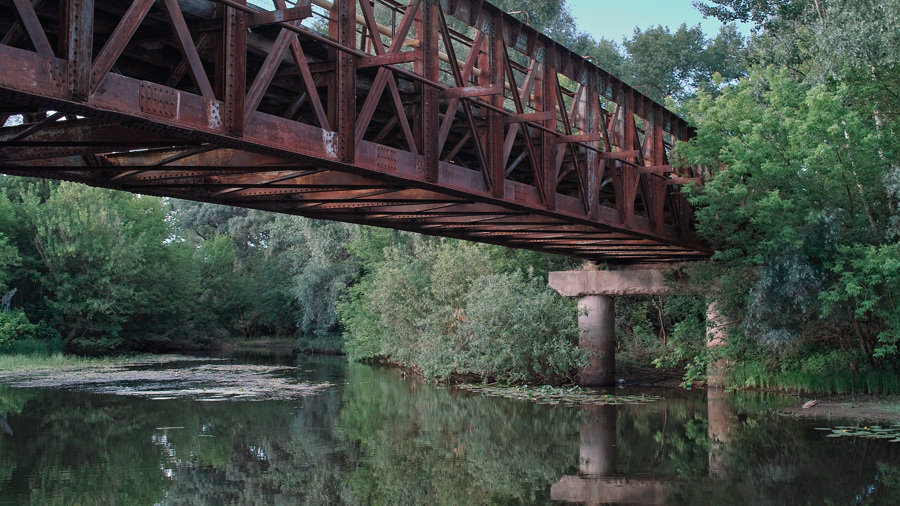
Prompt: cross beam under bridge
<box><xmin>0</xmin><ymin>0</ymin><xmax>710</xmax><ymax>264</ymax></box>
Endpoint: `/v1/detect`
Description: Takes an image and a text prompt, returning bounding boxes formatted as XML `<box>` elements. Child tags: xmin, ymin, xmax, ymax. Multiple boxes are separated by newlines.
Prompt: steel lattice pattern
<box><xmin>0</xmin><ymin>0</ymin><xmax>711</xmax><ymax>263</ymax></box>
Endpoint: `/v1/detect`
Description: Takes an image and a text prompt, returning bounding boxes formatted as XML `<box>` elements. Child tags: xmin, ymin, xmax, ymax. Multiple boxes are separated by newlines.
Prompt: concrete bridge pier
<box><xmin>705</xmin><ymin>302</ymin><xmax>729</xmax><ymax>388</ymax></box>
<box><xmin>549</xmin><ymin>266</ymin><xmax>669</xmax><ymax>387</ymax></box>
<box><xmin>577</xmin><ymin>295</ymin><xmax>616</xmax><ymax>386</ymax></box>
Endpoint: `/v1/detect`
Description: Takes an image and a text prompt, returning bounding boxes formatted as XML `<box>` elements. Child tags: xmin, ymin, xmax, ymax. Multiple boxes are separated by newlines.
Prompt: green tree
<box><xmin>17</xmin><ymin>183</ymin><xmax>198</xmax><ymax>353</ymax></box>
<box><xmin>623</xmin><ymin>24</ymin><xmax>747</xmax><ymax>103</ymax></box>
<box><xmin>195</xmin><ymin>234</ymin><xmax>248</xmax><ymax>336</ymax></box>
<box><xmin>268</xmin><ymin>216</ymin><xmax>361</xmax><ymax>339</ymax></box>
<box><xmin>0</xmin><ymin>192</ymin><xmax>21</xmax><ymax>291</ymax></box>
<box><xmin>821</xmin><ymin>244</ymin><xmax>900</xmax><ymax>359</ymax></box>
<box><xmin>675</xmin><ymin>0</ymin><xmax>900</xmax><ymax>381</ymax></box>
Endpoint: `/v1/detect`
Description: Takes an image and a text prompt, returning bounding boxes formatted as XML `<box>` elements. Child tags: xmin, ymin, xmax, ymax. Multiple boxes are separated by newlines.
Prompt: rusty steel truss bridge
<box><xmin>0</xmin><ymin>0</ymin><xmax>711</xmax><ymax>264</ymax></box>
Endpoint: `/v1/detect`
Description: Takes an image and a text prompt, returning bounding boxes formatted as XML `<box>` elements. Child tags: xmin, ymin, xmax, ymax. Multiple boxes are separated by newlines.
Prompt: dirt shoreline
<box><xmin>621</xmin><ymin>365</ymin><xmax>900</xmax><ymax>423</ymax></box>
<box><xmin>618</xmin><ymin>366</ymin><xmax>685</xmax><ymax>388</ymax></box>
<box><xmin>780</xmin><ymin>396</ymin><xmax>900</xmax><ymax>423</ymax></box>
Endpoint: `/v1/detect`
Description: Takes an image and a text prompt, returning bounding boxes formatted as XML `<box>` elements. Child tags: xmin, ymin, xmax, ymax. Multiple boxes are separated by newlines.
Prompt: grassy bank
<box><xmin>0</xmin><ymin>337</ymin><xmax>64</xmax><ymax>357</ymax></box>
<box><xmin>0</xmin><ymin>353</ymin><xmax>136</xmax><ymax>372</ymax></box>
<box><xmin>616</xmin><ymin>350</ymin><xmax>686</xmax><ymax>387</ymax></box>
<box><xmin>729</xmin><ymin>361</ymin><xmax>900</xmax><ymax>395</ymax></box>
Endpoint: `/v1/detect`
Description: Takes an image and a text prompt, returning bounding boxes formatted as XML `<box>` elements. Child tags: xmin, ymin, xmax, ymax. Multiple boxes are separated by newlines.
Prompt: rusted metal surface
<box><xmin>0</xmin><ymin>0</ymin><xmax>710</xmax><ymax>264</ymax></box>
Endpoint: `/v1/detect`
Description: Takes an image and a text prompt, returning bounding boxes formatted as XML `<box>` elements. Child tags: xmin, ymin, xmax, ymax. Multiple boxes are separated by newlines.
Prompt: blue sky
<box><xmin>567</xmin><ymin>0</ymin><xmax>751</xmax><ymax>42</ymax></box>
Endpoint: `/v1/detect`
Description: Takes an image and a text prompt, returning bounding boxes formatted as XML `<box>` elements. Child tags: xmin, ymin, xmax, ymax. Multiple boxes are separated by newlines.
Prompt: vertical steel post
<box><xmin>652</xmin><ymin>107</ymin><xmax>665</xmax><ymax>165</ymax></box>
<box><xmin>63</xmin><ymin>0</ymin><xmax>93</xmax><ymax>101</ymax></box>
<box><xmin>586</xmin><ymin>69</ymin><xmax>601</xmax><ymax>220</ymax></box>
<box><xmin>678</xmin><ymin>124</ymin><xmax>695</xmax><ymax>235</ymax></box>
<box><xmin>648</xmin><ymin>106</ymin><xmax>666</xmax><ymax>233</ymax></box>
<box><xmin>331</xmin><ymin>0</ymin><xmax>356</xmax><ymax>162</ymax></box>
<box><xmin>621</xmin><ymin>86</ymin><xmax>635</xmax><ymax>225</ymax></box>
<box><xmin>420</xmin><ymin>0</ymin><xmax>439</xmax><ymax>182</ymax></box>
<box><xmin>487</xmin><ymin>13</ymin><xmax>504</xmax><ymax>198</ymax></box>
<box><xmin>224</xmin><ymin>0</ymin><xmax>246</xmax><ymax>136</ymax></box>
<box><xmin>540</xmin><ymin>43</ymin><xmax>557</xmax><ymax>210</ymax></box>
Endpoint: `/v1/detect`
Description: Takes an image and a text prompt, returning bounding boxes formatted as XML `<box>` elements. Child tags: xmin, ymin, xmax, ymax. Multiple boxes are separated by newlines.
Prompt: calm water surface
<box><xmin>1</xmin><ymin>350</ymin><xmax>899</xmax><ymax>505</ymax></box>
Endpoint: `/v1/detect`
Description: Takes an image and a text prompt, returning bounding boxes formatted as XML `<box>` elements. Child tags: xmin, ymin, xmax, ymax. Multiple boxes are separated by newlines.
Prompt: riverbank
<box><xmin>782</xmin><ymin>396</ymin><xmax>900</xmax><ymax>423</ymax></box>
<box><xmin>0</xmin><ymin>353</ymin><xmax>150</xmax><ymax>371</ymax></box>
<box><xmin>5</xmin><ymin>352</ymin><xmax>900</xmax><ymax>425</ymax></box>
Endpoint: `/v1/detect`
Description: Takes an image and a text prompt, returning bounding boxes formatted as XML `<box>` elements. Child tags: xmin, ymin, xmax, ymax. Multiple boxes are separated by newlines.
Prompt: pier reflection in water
<box><xmin>1</xmin><ymin>353</ymin><xmax>900</xmax><ymax>504</ymax></box>
<box><xmin>707</xmin><ymin>387</ymin><xmax>732</xmax><ymax>480</ymax></box>
<box><xmin>551</xmin><ymin>390</ymin><xmax>734</xmax><ymax>505</ymax></box>
<box><xmin>552</xmin><ymin>404</ymin><xmax>668</xmax><ymax>504</ymax></box>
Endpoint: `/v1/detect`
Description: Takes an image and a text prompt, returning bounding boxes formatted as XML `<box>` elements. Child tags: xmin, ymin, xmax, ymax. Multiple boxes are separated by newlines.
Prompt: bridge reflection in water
<box><xmin>551</xmin><ymin>391</ymin><xmax>733</xmax><ymax>505</ymax></box>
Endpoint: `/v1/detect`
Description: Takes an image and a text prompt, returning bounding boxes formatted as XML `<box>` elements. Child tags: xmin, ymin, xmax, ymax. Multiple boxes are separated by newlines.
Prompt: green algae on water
<box><xmin>457</xmin><ymin>384</ymin><xmax>660</xmax><ymax>406</ymax></box>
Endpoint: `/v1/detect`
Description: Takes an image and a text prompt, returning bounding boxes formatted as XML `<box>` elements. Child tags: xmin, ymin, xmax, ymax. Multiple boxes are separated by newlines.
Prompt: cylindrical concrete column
<box><xmin>579</xmin><ymin>404</ymin><xmax>617</xmax><ymax>476</ymax></box>
<box><xmin>578</xmin><ymin>294</ymin><xmax>615</xmax><ymax>386</ymax></box>
<box><xmin>705</xmin><ymin>301</ymin><xmax>727</xmax><ymax>388</ymax></box>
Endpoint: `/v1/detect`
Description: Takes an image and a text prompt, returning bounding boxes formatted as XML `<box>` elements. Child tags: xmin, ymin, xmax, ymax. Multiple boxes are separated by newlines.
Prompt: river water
<box><xmin>1</xmin><ymin>351</ymin><xmax>899</xmax><ymax>504</ymax></box>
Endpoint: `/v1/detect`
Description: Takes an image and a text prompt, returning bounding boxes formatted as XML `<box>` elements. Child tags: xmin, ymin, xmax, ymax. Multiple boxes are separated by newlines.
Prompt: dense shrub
<box><xmin>455</xmin><ymin>270</ymin><xmax>582</xmax><ymax>383</ymax></box>
<box><xmin>0</xmin><ymin>309</ymin><xmax>35</xmax><ymax>349</ymax></box>
<box><xmin>339</xmin><ymin>236</ymin><xmax>582</xmax><ymax>383</ymax></box>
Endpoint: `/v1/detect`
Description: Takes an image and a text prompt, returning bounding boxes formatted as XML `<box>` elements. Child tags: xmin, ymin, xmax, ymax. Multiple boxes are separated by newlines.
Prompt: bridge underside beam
<box><xmin>0</xmin><ymin>0</ymin><xmax>711</xmax><ymax>264</ymax></box>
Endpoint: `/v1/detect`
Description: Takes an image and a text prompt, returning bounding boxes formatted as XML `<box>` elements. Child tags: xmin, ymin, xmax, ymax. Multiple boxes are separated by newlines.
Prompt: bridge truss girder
<box><xmin>0</xmin><ymin>0</ymin><xmax>711</xmax><ymax>263</ymax></box>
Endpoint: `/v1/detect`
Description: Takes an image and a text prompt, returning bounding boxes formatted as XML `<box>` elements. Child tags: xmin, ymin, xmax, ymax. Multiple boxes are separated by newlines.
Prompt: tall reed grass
<box><xmin>729</xmin><ymin>361</ymin><xmax>900</xmax><ymax>395</ymax></box>
<box><xmin>1</xmin><ymin>337</ymin><xmax>63</xmax><ymax>356</ymax></box>
<box><xmin>0</xmin><ymin>353</ymin><xmax>122</xmax><ymax>371</ymax></box>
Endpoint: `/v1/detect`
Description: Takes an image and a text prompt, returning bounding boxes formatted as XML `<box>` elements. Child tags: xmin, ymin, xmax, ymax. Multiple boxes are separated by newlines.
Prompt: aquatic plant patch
<box><xmin>457</xmin><ymin>384</ymin><xmax>660</xmax><ymax>406</ymax></box>
<box><xmin>0</xmin><ymin>353</ymin><xmax>207</xmax><ymax>372</ymax></box>
<box><xmin>0</xmin><ymin>357</ymin><xmax>330</xmax><ymax>401</ymax></box>
<box><xmin>816</xmin><ymin>425</ymin><xmax>900</xmax><ymax>442</ymax></box>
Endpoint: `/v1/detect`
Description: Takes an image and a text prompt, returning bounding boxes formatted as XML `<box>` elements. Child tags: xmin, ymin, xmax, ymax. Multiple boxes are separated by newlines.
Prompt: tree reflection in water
<box><xmin>1</xmin><ymin>357</ymin><xmax>900</xmax><ymax>504</ymax></box>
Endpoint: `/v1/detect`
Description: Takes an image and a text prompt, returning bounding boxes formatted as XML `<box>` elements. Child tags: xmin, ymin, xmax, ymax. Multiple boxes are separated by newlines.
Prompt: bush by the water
<box><xmin>0</xmin><ymin>309</ymin><xmax>35</xmax><ymax>349</ymax></box>
<box><xmin>0</xmin><ymin>308</ymin><xmax>63</xmax><ymax>355</ymax></box>
<box><xmin>339</xmin><ymin>235</ymin><xmax>583</xmax><ymax>383</ymax></box>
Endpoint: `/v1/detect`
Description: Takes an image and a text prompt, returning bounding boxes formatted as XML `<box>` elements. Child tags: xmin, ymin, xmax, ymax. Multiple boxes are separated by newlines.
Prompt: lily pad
<box><xmin>818</xmin><ymin>424</ymin><xmax>900</xmax><ymax>442</ymax></box>
<box><xmin>457</xmin><ymin>384</ymin><xmax>660</xmax><ymax>406</ymax></box>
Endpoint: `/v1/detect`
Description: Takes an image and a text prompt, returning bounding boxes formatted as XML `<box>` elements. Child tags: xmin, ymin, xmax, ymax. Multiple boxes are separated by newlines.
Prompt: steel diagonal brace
<box><xmin>353</xmin><ymin>0</ymin><xmax>421</xmax><ymax>152</ymax></box>
<box><xmin>436</xmin><ymin>5</ymin><xmax>490</xmax><ymax>191</ymax></box>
